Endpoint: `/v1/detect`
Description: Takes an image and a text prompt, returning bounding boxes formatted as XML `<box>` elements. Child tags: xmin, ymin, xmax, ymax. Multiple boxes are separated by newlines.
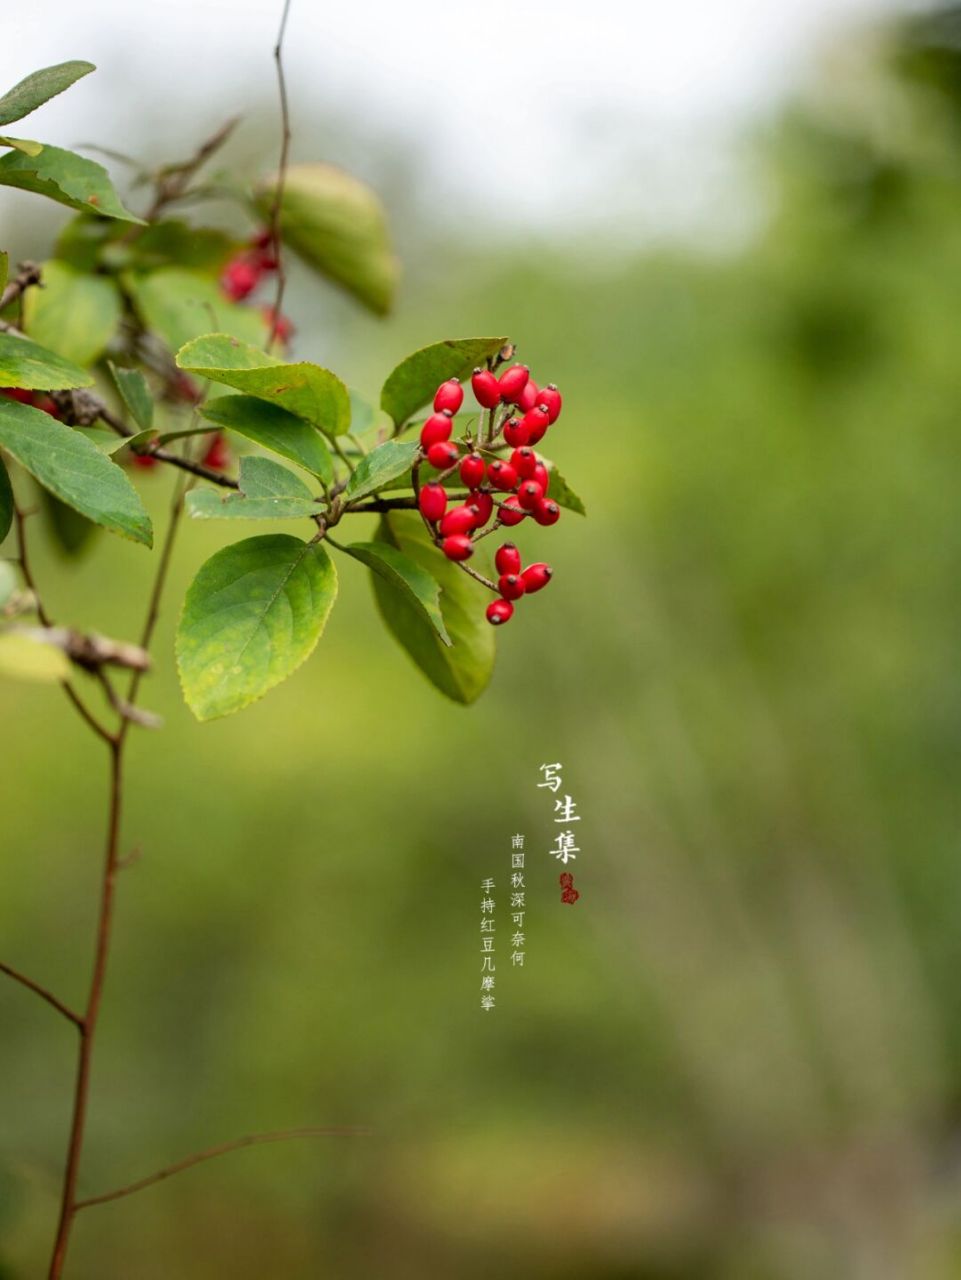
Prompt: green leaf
<box><xmin>199</xmin><ymin>394</ymin><xmax>333</xmax><ymax>484</ymax></box>
<box><xmin>255</xmin><ymin>163</ymin><xmax>398</xmax><ymax>316</ymax></box>
<box><xmin>53</xmin><ymin>213</ymin><xmax>128</xmax><ymax>273</ymax></box>
<box><xmin>0</xmin><ymin>137</ymin><xmax>43</xmax><ymax>157</ymax></box>
<box><xmin>372</xmin><ymin>512</ymin><xmax>495</xmax><ymax>703</ymax></box>
<box><xmin>0</xmin><ymin>630</ymin><xmax>70</xmax><ymax>682</ymax></box>
<box><xmin>0</xmin><ymin>332</ymin><xmax>92</xmax><ymax>390</ymax></box>
<box><xmin>343</xmin><ymin>440</ymin><xmax>419</xmax><ymax>505</ymax></box>
<box><xmin>238</xmin><ymin>455</ymin><xmax>314</xmax><ymax>499</ymax></box>
<box><xmin>380</xmin><ymin>336</ymin><xmax>508</xmax><ymax>429</ymax></box>
<box><xmin>0</xmin><ymin>144</ymin><xmax>142</xmax><ymax>222</ymax></box>
<box><xmin>0</xmin><ymin>456</ymin><xmax>12</xmax><ymax>544</ymax></box>
<box><xmin>186</xmin><ymin>455</ymin><xmax>321</xmax><ymax>521</ymax></box>
<box><xmin>124</xmin><ymin>269</ymin><xmax>265</xmax><ymax>353</ymax></box>
<box><xmin>176</xmin><ymin>533</ymin><xmax>336</xmax><ymax>720</ymax></box>
<box><xmin>0</xmin><ymin>61</ymin><xmax>95</xmax><ymax>127</ymax></box>
<box><xmin>177</xmin><ymin>334</ymin><xmax>351</xmax><ymax>436</ymax></box>
<box><xmin>108</xmin><ymin>362</ymin><xmax>153</xmax><ymax>431</ymax></box>
<box><xmin>0</xmin><ymin>251</ymin><xmax>7</xmax><ymax>297</ymax></box>
<box><xmin>0</xmin><ymin>397</ymin><xmax>151</xmax><ymax>546</ymax></box>
<box><xmin>543</xmin><ymin>461</ymin><xmax>586</xmax><ymax>515</ymax></box>
<box><xmin>116</xmin><ymin>220</ymin><xmax>238</xmax><ymax>273</ymax></box>
<box><xmin>75</xmin><ymin>427</ymin><xmax>123</xmax><ymax>453</ymax></box>
<box><xmin>0</xmin><ymin>560</ymin><xmax>16</xmax><ymax>606</ymax></box>
<box><xmin>344</xmin><ymin>540</ymin><xmax>450</xmax><ymax>645</ymax></box>
<box><xmin>39</xmin><ymin>488</ymin><xmax>98</xmax><ymax>556</ymax></box>
<box><xmin>22</xmin><ymin>261</ymin><xmax>121</xmax><ymax>365</ymax></box>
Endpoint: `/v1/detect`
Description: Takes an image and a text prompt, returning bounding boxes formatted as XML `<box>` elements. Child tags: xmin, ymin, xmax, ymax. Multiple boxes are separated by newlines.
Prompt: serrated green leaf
<box><xmin>0</xmin><ymin>137</ymin><xmax>43</xmax><ymax>157</ymax></box>
<box><xmin>344</xmin><ymin>539</ymin><xmax>450</xmax><ymax>645</ymax></box>
<box><xmin>0</xmin><ymin>560</ymin><xmax>16</xmax><ymax>606</ymax></box>
<box><xmin>0</xmin><ymin>62</ymin><xmax>94</xmax><ymax>127</ymax></box>
<box><xmin>0</xmin><ymin>630</ymin><xmax>71</xmax><ymax>682</ymax></box>
<box><xmin>343</xmin><ymin>440</ymin><xmax>419</xmax><ymax>505</ymax></box>
<box><xmin>0</xmin><ymin>397</ymin><xmax>151</xmax><ymax>546</ymax></box>
<box><xmin>199</xmin><ymin>394</ymin><xmax>333</xmax><ymax>484</ymax></box>
<box><xmin>380</xmin><ymin>336</ymin><xmax>508</xmax><ymax>429</ymax></box>
<box><xmin>255</xmin><ymin>163</ymin><xmax>398</xmax><ymax>315</ymax></box>
<box><xmin>178</xmin><ymin>334</ymin><xmax>350</xmax><ymax>436</ymax></box>
<box><xmin>186</xmin><ymin>490</ymin><xmax>321</xmax><ymax>521</ymax></box>
<box><xmin>23</xmin><ymin>261</ymin><xmax>121</xmax><ymax>365</ymax></box>
<box><xmin>108</xmin><ymin>362</ymin><xmax>153</xmax><ymax>431</ymax></box>
<box><xmin>543</xmin><ymin>460</ymin><xmax>586</xmax><ymax>515</ymax></box>
<box><xmin>0</xmin><ymin>332</ymin><xmax>92</xmax><ymax>390</ymax></box>
<box><xmin>239</xmin><ymin>455</ymin><xmax>314</xmax><ymax>499</ymax></box>
<box><xmin>124</xmin><ymin>269</ymin><xmax>265</xmax><ymax>354</ymax></box>
<box><xmin>176</xmin><ymin>533</ymin><xmax>336</xmax><ymax>720</ymax></box>
<box><xmin>0</xmin><ymin>456</ymin><xmax>11</xmax><ymax>544</ymax></box>
<box><xmin>0</xmin><ymin>144</ymin><xmax>141</xmax><ymax>222</ymax></box>
<box><xmin>372</xmin><ymin>512</ymin><xmax>495</xmax><ymax>703</ymax></box>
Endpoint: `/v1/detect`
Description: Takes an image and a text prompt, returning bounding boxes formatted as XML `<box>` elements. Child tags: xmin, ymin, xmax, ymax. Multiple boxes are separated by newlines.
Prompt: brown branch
<box><xmin>266</xmin><ymin>0</ymin><xmax>294</xmax><ymax>347</ymax></box>
<box><xmin>0</xmin><ymin>961</ymin><xmax>83</xmax><ymax>1029</ymax></box>
<box><xmin>75</xmin><ymin>1125</ymin><xmax>372</xmax><ymax>1211</ymax></box>
<box><xmin>142</xmin><ymin>117</ymin><xmax>240</xmax><ymax>222</ymax></box>
<box><xmin>0</xmin><ymin>261</ymin><xmax>42</xmax><ymax>311</ymax></box>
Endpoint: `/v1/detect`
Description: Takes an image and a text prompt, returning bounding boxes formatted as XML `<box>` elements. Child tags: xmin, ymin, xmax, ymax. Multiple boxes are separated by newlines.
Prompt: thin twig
<box><xmin>266</xmin><ymin>0</ymin><xmax>294</xmax><ymax>348</ymax></box>
<box><xmin>0</xmin><ymin>961</ymin><xmax>83</xmax><ymax>1029</ymax></box>
<box><xmin>0</xmin><ymin>261</ymin><xmax>42</xmax><ymax>311</ymax></box>
<box><xmin>141</xmin><ymin>117</ymin><xmax>240</xmax><ymax>223</ymax></box>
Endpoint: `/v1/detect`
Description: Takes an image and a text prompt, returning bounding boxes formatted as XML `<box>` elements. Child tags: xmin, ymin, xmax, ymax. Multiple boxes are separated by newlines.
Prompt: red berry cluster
<box><xmin>415</xmin><ymin>361</ymin><xmax>564</xmax><ymax>626</ymax></box>
<box><xmin>220</xmin><ymin>228</ymin><xmax>279</xmax><ymax>302</ymax></box>
<box><xmin>0</xmin><ymin>386</ymin><xmax>62</xmax><ymax>418</ymax></box>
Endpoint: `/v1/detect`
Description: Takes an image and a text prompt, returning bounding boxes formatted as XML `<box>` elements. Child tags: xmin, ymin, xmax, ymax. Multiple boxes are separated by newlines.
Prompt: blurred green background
<box><xmin>4</xmin><ymin>5</ymin><xmax>961</xmax><ymax>1278</ymax></box>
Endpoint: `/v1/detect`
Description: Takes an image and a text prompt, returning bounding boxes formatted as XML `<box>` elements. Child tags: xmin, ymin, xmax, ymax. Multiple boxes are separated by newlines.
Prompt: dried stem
<box><xmin>266</xmin><ymin>0</ymin><xmax>294</xmax><ymax>346</ymax></box>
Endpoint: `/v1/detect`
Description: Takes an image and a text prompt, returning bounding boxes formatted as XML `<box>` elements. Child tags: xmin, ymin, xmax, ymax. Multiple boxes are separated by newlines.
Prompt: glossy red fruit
<box><xmin>517</xmin><ymin>379</ymin><xmax>540</xmax><ymax>412</ymax></box>
<box><xmin>427</xmin><ymin>440</ymin><xmax>459</xmax><ymax>470</ymax></box>
<box><xmin>511</xmin><ymin>447</ymin><xmax>537</xmax><ymax>479</ymax></box>
<box><xmin>534</xmin><ymin>499</ymin><xmax>560</xmax><ymax>526</ymax></box>
<box><xmin>495</xmin><ymin>542</ymin><xmax>522</xmax><ymax>575</ymax></box>
<box><xmin>487</xmin><ymin>460</ymin><xmax>519</xmax><ymax>492</ymax></box>
<box><xmin>459</xmin><ymin>452</ymin><xmax>486</xmax><ymax>489</ymax></box>
<box><xmin>533</xmin><ymin>462</ymin><xmax>550</xmax><ymax>493</ymax></box>
<box><xmin>471</xmin><ymin>367</ymin><xmax>501</xmax><ymax>409</ymax></box>
<box><xmin>439</xmin><ymin>505</ymin><xmax>478</xmax><ymax>537</ymax></box>
<box><xmin>442</xmin><ymin>534</ymin><xmax>474</xmax><ymax>561</ymax></box>
<box><xmin>1</xmin><ymin>387</ymin><xmax>35</xmax><ymax>404</ymax></box>
<box><xmin>498</xmin><ymin>573</ymin><xmax>526</xmax><ymax>601</ymax></box>
<box><xmin>418</xmin><ymin>482</ymin><xmax>448</xmax><ymax>523</ymax></box>
<box><xmin>33</xmin><ymin>395</ymin><xmax>62</xmax><ymax>419</ymax></box>
<box><xmin>420</xmin><ymin>410</ymin><xmax>454</xmax><ymax>448</ymax></box>
<box><xmin>131</xmin><ymin>451</ymin><xmax>159</xmax><ymax>470</ymax></box>
<box><xmin>498</xmin><ymin>495</ymin><xmax>526</xmax><ymax>527</ymax></box>
<box><xmin>486</xmin><ymin>599</ymin><xmax>514</xmax><ymax>626</ymax></box>
<box><xmin>538</xmin><ymin>384</ymin><xmax>562</xmax><ymax>423</ymax></box>
<box><xmin>503</xmin><ymin>416</ymin><xmax>529</xmax><ymax>448</ymax></box>
<box><xmin>498</xmin><ymin>364</ymin><xmax>530</xmax><ymax>403</ymax></box>
<box><xmin>521</xmin><ymin>562</ymin><xmax>553</xmax><ymax>593</ymax></box>
<box><xmin>522</xmin><ymin>405</ymin><xmax>550</xmax><ymax>445</ymax></box>
<box><xmin>202</xmin><ymin>432</ymin><xmax>230</xmax><ymax>471</ymax></box>
<box><xmin>468</xmin><ymin>490</ymin><xmax>493</xmax><ymax>527</ymax></box>
<box><xmin>220</xmin><ymin>255</ymin><xmax>261</xmax><ymax>301</ymax></box>
<box><xmin>434</xmin><ymin>378</ymin><xmax>464</xmax><ymax>414</ymax></box>
<box><xmin>517</xmin><ymin>479</ymin><xmax>544</xmax><ymax>511</ymax></box>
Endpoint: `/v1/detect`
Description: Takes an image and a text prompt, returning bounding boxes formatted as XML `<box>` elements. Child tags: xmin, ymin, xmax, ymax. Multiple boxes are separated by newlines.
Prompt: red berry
<box><xmin>517</xmin><ymin>379</ymin><xmax>540</xmax><ymax>412</ymax></box>
<box><xmin>487</xmin><ymin>460</ymin><xmax>519</xmax><ymax>492</ymax></box>
<box><xmin>33</xmin><ymin>394</ymin><xmax>62</xmax><ymax>419</ymax></box>
<box><xmin>250</xmin><ymin>229</ymin><xmax>279</xmax><ymax>270</ymax></box>
<box><xmin>517</xmin><ymin>479</ymin><xmax>544</xmax><ymax>511</ymax></box>
<box><xmin>442</xmin><ymin>534</ymin><xmax>474</xmax><ymax>562</ymax></box>
<box><xmin>534</xmin><ymin>499</ymin><xmax>560</xmax><ymax>526</ymax></box>
<box><xmin>495</xmin><ymin>542</ymin><xmax>522</xmax><ymax>576</ymax></box>
<box><xmin>262</xmin><ymin>306</ymin><xmax>293</xmax><ymax>343</ymax></box>
<box><xmin>434</xmin><ymin>378</ymin><xmax>464</xmax><ymax>414</ymax></box>
<box><xmin>202</xmin><ymin>432</ymin><xmax>230</xmax><ymax>471</ymax></box>
<box><xmin>220</xmin><ymin>255</ymin><xmax>262</xmax><ymax>301</ymax></box>
<box><xmin>469</xmin><ymin>490</ymin><xmax>494</xmax><ymax>527</ymax></box>
<box><xmin>498</xmin><ymin>573</ymin><xmax>526</xmax><ymax>601</ymax></box>
<box><xmin>522</xmin><ymin>405</ymin><xmax>550</xmax><ymax>445</ymax></box>
<box><xmin>439</xmin><ymin>505</ymin><xmax>478</xmax><ymax>537</ymax></box>
<box><xmin>418</xmin><ymin>482</ymin><xmax>448</xmax><ymax>523</ymax></box>
<box><xmin>498</xmin><ymin>495</ymin><xmax>526</xmax><ymax>527</ymax></box>
<box><xmin>459</xmin><ymin>452</ymin><xmax>486</xmax><ymax>489</ymax></box>
<box><xmin>1</xmin><ymin>387</ymin><xmax>35</xmax><ymax>404</ymax></box>
<box><xmin>486</xmin><ymin>599</ymin><xmax>514</xmax><ymax>626</ymax></box>
<box><xmin>503</xmin><ymin>417</ymin><xmax>530</xmax><ymax>448</ymax></box>
<box><xmin>420</xmin><ymin>410</ymin><xmax>454</xmax><ymax>448</ymax></box>
<box><xmin>533</xmin><ymin>462</ymin><xmax>550</xmax><ymax>493</ymax></box>
<box><xmin>538</xmin><ymin>384</ymin><xmax>562</xmax><ymax>423</ymax></box>
<box><xmin>131</xmin><ymin>451</ymin><xmax>159</xmax><ymax>470</ymax></box>
<box><xmin>521</xmin><ymin>562</ymin><xmax>553</xmax><ymax>593</ymax></box>
<box><xmin>511</xmin><ymin>447</ymin><xmax>537</xmax><ymax>479</ymax></box>
<box><xmin>497</xmin><ymin>364</ymin><xmax>530</xmax><ymax>403</ymax></box>
<box><xmin>427</xmin><ymin>440</ymin><xmax>459</xmax><ymax>470</ymax></box>
<box><xmin>471</xmin><ymin>367</ymin><xmax>501</xmax><ymax>409</ymax></box>
<box><xmin>171</xmin><ymin>372</ymin><xmax>202</xmax><ymax>404</ymax></box>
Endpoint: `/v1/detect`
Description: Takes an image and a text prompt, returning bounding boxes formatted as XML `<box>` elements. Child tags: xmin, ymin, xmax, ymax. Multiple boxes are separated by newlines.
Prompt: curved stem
<box><xmin>0</xmin><ymin>962</ymin><xmax>82</xmax><ymax>1029</ymax></box>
